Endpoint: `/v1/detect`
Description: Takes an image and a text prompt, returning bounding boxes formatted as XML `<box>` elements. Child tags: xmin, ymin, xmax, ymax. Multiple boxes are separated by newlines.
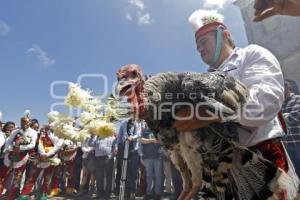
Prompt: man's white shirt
<box><xmin>213</xmin><ymin>44</ymin><xmax>284</xmax><ymax>146</ymax></box>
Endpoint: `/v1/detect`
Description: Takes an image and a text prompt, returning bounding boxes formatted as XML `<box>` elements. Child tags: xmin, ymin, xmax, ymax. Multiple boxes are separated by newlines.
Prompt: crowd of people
<box><xmin>0</xmin><ymin>116</ymin><xmax>186</xmax><ymax>200</ymax></box>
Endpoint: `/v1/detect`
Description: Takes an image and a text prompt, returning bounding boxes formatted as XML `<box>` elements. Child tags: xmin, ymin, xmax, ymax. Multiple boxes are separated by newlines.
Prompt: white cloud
<box><xmin>0</xmin><ymin>20</ymin><xmax>10</xmax><ymax>36</ymax></box>
<box><xmin>125</xmin><ymin>11</ymin><xmax>133</xmax><ymax>21</ymax></box>
<box><xmin>126</xmin><ymin>0</ymin><xmax>154</xmax><ymax>25</ymax></box>
<box><xmin>137</xmin><ymin>12</ymin><xmax>153</xmax><ymax>25</ymax></box>
<box><xmin>203</xmin><ymin>0</ymin><xmax>234</xmax><ymax>9</ymax></box>
<box><xmin>27</xmin><ymin>45</ymin><xmax>56</xmax><ymax>67</ymax></box>
<box><xmin>129</xmin><ymin>0</ymin><xmax>145</xmax><ymax>10</ymax></box>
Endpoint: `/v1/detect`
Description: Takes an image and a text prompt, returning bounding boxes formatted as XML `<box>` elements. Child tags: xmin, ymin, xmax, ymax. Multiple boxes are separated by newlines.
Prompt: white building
<box><xmin>235</xmin><ymin>0</ymin><xmax>300</xmax><ymax>93</ymax></box>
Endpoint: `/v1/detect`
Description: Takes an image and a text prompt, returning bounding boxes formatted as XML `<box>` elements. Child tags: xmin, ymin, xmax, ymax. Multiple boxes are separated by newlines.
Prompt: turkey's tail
<box><xmin>229</xmin><ymin>145</ymin><xmax>297</xmax><ymax>200</ymax></box>
<box><xmin>197</xmin><ymin>124</ymin><xmax>299</xmax><ymax>200</ymax></box>
<box><xmin>204</xmin><ymin>142</ymin><xmax>298</xmax><ymax>200</ymax></box>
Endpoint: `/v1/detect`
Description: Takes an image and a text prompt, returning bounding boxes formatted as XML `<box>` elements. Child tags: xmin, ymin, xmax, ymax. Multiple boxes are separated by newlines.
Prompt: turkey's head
<box><xmin>116</xmin><ymin>64</ymin><xmax>146</xmax><ymax>119</ymax></box>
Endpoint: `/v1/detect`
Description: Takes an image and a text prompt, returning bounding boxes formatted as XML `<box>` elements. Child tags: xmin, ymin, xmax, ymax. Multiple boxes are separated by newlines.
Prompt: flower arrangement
<box><xmin>47</xmin><ymin>111</ymin><xmax>87</xmax><ymax>142</ymax></box>
<box><xmin>48</xmin><ymin>83</ymin><xmax>120</xmax><ymax>142</ymax></box>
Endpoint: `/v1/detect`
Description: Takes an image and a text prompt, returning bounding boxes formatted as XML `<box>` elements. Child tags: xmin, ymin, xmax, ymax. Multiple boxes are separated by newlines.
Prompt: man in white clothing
<box><xmin>174</xmin><ymin>9</ymin><xmax>299</xmax><ymax>200</ymax></box>
<box><xmin>0</xmin><ymin>116</ymin><xmax>38</xmax><ymax>200</ymax></box>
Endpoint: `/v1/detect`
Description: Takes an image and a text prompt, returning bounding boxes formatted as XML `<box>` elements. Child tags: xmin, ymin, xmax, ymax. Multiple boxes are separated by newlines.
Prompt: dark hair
<box><xmin>284</xmin><ymin>81</ymin><xmax>292</xmax><ymax>89</ymax></box>
<box><xmin>30</xmin><ymin>118</ymin><xmax>39</xmax><ymax>127</ymax></box>
<box><xmin>30</xmin><ymin>118</ymin><xmax>39</xmax><ymax>124</ymax></box>
<box><xmin>2</xmin><ymin>121</ymin><xmax>15</xmax><ymax>133</ymax></box>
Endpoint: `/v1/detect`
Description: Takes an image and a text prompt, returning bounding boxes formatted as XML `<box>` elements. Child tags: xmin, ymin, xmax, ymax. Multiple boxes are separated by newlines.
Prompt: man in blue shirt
<box><xmin>115</xmin><ymin>119</ymin><xmax>142</xmax><ymax>199</ymax></box>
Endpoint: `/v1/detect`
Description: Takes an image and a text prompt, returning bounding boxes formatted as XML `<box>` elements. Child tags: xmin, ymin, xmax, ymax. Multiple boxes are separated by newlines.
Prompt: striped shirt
<box><xmin>282</xmin><ymin>94</ymin><xmax>300</xmax><ymax>143</ymax></box>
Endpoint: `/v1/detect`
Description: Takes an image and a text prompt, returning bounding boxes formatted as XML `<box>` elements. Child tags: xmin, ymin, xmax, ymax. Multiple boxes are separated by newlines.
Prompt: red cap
<box><xmin>195</xmin><ymin>22</ymin><xmax>226</xmax><ymax>40</ymax></box>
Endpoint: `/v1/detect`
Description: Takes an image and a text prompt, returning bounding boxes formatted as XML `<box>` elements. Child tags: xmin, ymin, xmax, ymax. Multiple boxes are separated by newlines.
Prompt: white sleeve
<box><xmin>4</xmin><ymin>130</ymin><xmax>18</xmax><ymax>152</ymax></box>
<box><xmin>237</xmin><ymin>45</ymin><xmax>284</xmax><ymax>127</ymax></box>
<box><xmin>81</xmin><ymin>138</ymin><xmax>94</xmax><ymax>153</ymax></box>
<box><xmin>20</xmin><ymin>130</ymin><xmax>38</xmax><ymax>151</ymax></box>
<box><xmin>0</xmin><ymin>134</ymin><xmax>5</xmax><ymax>150</ymax></box>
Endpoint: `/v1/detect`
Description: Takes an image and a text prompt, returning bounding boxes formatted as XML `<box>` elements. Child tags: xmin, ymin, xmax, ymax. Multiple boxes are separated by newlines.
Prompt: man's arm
<box><xmin>19</xmin><ymin>130</ymin><xmax>38</xmax><ymax>151</ymax></box>
<box><xmin>82</xmin><ymin>137</ymin><xmax>95</xmax><ymax>153</ymax></box>
<box><xmin>172</xmin><ymin>107</ymin><xmax>221</xmax><ymax>132</ymax></box>
<box><xmin>254</xmin><ymin>0</ymin><xmax>300</xmax><ymax>22</ymax></box>
<box><xmin>4</xmin><ymin>130</ymin><xmax>18</xmax><ymax>152</ymax></box>
<box><xmin>237</xmin><ymin>45</ymin><xmax>284</xmax><ymax>127</ymax></box>
<box><xmin>140</xmin><ymin>137</ymin><xmax>157</xmax><ymax>144</ymax></box>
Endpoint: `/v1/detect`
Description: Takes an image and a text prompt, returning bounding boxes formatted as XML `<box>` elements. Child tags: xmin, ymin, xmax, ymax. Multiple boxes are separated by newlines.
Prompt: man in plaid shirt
<box><xmin>282</xmin><ymin>81</ymin><xmax>300</xmax><ymax>177</ymax></box>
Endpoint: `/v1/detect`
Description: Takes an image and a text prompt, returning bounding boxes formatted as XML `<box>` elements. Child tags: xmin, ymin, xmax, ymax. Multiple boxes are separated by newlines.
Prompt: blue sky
<box><xmin>0</xmin><ymin>0</ymin><xmax>248</xmax><ymax>125</ymax></box>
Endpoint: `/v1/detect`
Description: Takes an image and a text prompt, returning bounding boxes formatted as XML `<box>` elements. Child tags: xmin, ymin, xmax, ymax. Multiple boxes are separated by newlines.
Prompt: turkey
<box><xmin>115</xmin><ymin>64</ymin><xmax>294</xmax><ymax>200</ymax></box>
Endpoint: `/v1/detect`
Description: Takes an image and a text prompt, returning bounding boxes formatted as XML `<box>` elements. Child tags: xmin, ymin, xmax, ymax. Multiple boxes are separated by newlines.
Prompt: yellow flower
<box><xmin>86</xmin><ymin>120</ymin><xmax>115</xmax><ymax>138</ymax></box>
<box><xmin>98</xmin><ymin>122</ymin><xmax>115</xmax><ymax>137</ymax></box>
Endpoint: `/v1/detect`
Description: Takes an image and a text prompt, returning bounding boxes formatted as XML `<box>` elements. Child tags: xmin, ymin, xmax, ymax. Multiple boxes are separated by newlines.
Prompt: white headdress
<box><xmin>188</xmin><ymin>9</ymin><xmax>225</xmax><ymax>39</ymax></box>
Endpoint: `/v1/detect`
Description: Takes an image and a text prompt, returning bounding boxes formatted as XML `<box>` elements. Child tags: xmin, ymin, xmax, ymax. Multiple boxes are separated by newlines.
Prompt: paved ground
<box><xmin>46</xmin><ymin>195</ymin><xmax>171</xmax><ymax>200</ymax></box>
<box><xmin>0</xmin><ymin>193</ymin><xmax>173</xmax><ymax>200</ymax></box>
<box><xmin>48</xmin><ymin>193</ymin><xmax>172</xmax><ymax>200</ymax></box>
<box><xmin>1</xmin><ymin>193</ymin><xmax>300</xmax><ymax>200</ymax></box>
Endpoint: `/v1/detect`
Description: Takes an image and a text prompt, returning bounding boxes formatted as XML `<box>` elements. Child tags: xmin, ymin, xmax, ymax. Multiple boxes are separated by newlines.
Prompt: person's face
<box><xmin>21</xmin><ymin>118</ymin><xmax>30</xmax><ymax>130</ymax></box>
<box><xmin>31</xmin><ymin>122</ymin><xmax>39</xmax><ymax>131</ymax></box>
<box><xmin>44</xmin><ymin>125</ymin><xmax>50</xmax><ymax>133</ymax></box>
<box><xmin>284</xmin><ymin>85</ymin><xmax>291</xmax><ymax>99</ymax></box>
<box><xmin>39</xmin><ymin>128</ymin><xmax>46</xmax><ymax>136</ymax></box>
<box><xmin>6</xmin><ymin>124</ymin><xmax>15</xmax><ymax>135</ymax></box>
<box><xmin>196</xmin><ymin>32</ymin><xmax>216</xmax><ymax>65</ymax></box>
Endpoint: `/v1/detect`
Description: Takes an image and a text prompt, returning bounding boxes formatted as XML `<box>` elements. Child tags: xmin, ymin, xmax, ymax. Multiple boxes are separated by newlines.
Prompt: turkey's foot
<box><xmin>177</xmin><ymin>189</ymin><xmax>190</xmax><ymax>200</ymax></box>
<box><xmin>183</xmin><ymin>186</ymin><xmax>200</xmax><ymax>200</ymax></box>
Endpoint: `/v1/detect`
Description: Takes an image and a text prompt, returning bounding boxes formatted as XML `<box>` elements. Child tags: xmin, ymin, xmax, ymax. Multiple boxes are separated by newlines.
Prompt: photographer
<box><xmin>115</xmin><ymin>119</ymin><xmax>142</xmax><ymax>200</ymax></box>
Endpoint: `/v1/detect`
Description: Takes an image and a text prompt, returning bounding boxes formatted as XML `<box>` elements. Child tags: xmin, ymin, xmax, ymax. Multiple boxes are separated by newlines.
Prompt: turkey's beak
<box><xmin>115</xmin><ymin>80</ymin><xmax>134</xmax><ymax>98</ymax></box>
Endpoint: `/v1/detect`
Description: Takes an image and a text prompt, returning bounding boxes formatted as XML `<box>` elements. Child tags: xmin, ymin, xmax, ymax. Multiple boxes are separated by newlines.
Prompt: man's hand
<box><xmin>254</xmin><ymin>0</ymin><xmax>300</xmax><ymax>22</ymax></box>
<box><xmin>13</xmin><ymin>145</ymin><xmax>20</xmax><ymax>153</ymax></box>
<box><xmin>107</xmin><ymin>155</ymin><xmax>113</xmax><ymax>160</ymax></box>
<box><xmin>127</xmin><ymin>135</ymin><xmax>133</xmax><ymax>142</ymax></box>
<box><xmin>114</xmin><ymin>147</ymin><xmax>118</xmax><ymax>156</ymax></box>
<box><xmin>152</xmin><ymin>139</ymin><xmax>159</xmax><ymax>143</ymax></box>
<box><xmin>172</xmin><ymin>107</ymin><xmax>221</xmax><ymax>132</ymax></box>
<box><xmin>282</xmin><ymin>113</ymin><xmax>289</xmax><ymax>118</ymax></box>
<box><xmin>40</xmin><ymin>155</ymin><xmax>48</xmax><ymax>162</ymax></box>
<box><xmin>140</xmin><ymin>158</ymin><xmax>145</xmax><ymax>167</ymax></box>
